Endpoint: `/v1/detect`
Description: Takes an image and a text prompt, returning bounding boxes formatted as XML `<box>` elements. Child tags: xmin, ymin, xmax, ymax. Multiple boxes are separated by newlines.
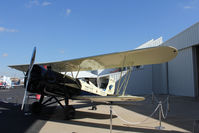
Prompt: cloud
<box><xmin>0</xmin><ymin>27</ymin><xmax>18</xmax><ymax>32</ymax></box>
<box><xmin>25</xmin><ymin>0</ymin><xmax>51</xmax><ymax>8</ymax></box>
<box><xmin>181</xmin><ymin>0</ymin><xmax>199</xmax><ymax>9</ymax></box>
<box><xmin>66</xmin><ymin>9</ymin><xmax>71</xmax><ymax>16</ymax></box>
<box><xmin>25</xmin><ymin>0</ymin><xmax>39</xmax><ymax>8</ymax></box>
<box><xmin>60</xmin><ymin>50</ymin><xmax>65</xmax><ymax>54</ymax></box>
<box><xmin>184</xmin><ymin>6</ymin><xmax>193</xmax><ymax>9</ymax></box>
<box><xmin>42</xmin><ymin>1</ymin><xmax>52</xmax><ymax>6</ymax></box>
<box><xmin>2</xmin><ymin>53</ymin><xmax>8</xmax><ymax>57</ymax></box>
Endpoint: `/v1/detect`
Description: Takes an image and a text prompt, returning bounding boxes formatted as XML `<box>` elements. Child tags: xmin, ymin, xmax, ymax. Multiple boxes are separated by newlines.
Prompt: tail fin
<box><xmin>105</xmin><ymin>77</ymin><xmax>115</xmax><ymax>95</ymax></box>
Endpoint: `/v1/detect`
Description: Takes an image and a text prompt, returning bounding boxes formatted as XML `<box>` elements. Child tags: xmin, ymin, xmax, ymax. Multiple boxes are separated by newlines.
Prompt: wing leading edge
<box><xmin>9</xmin><ymin>46</ymin><xmax>178</xmax><ymax>72</ymax></box>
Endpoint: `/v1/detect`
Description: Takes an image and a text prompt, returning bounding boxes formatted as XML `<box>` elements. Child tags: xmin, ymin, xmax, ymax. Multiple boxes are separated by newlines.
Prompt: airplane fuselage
<box><xmin>26</xmin><ymin>65</ymin><xmax>81</xmax><ymax>98</ymax></box>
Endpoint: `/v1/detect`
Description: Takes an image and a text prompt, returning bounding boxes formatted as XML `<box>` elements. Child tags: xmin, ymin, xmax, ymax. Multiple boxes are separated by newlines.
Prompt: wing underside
<box><xmin>9</xmin><ymin>46</ymin><xmax>178</xmax><ymax>72</ymax></box>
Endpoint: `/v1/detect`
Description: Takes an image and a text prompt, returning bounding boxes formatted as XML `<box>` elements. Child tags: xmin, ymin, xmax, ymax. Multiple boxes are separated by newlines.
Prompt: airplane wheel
<box><xmin>64</xmin><ymin>105</ymin><xmax>75</xmax><ymax>120</ymax></box>
<box><xmin>32</xmin><ymin>102</ymin><xmax>42</xmax><ymax>114</ymax></box>
<box><xmin>92</xmin><ymin>106</ymin><xmax>97</xmax><ymax>110</ymax></box>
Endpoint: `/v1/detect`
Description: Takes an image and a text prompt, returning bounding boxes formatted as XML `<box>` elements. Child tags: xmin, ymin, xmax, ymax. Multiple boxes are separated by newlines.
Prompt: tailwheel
<box><xmin>31</xmin><ymin>102</ymin><xmax>42</xmax><ymax>114</ymax></box>
<box><xmin>64</xmin><ymin>105</ymin><xmax>75</xmax><ymax>120</ymax></box>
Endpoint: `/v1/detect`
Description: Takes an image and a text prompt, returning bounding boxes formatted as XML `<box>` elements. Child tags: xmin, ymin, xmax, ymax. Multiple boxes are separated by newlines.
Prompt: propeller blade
<box><xmin>21</xmin><ymin>47</ymin><xmax>36</xmax><ymax>110</ymax></box>
<box><xmin>29</xmin><ymin>47</ymin><xmax>36</xmax><ymax>70</ymax></box>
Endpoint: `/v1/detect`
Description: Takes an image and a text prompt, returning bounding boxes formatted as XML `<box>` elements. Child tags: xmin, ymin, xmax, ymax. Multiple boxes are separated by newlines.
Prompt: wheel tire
<box><xmin>92</xmin><ymin>106</ymin><xmax>97</xmax><ymax>110</ymax></box>
<box><xmin>64</xmin><ymin>105</ymin><xmax>75</xmax><ymax>120</ymax></box>
<box><xmin>32</xmin><ymin>102</ymin><xmax>42</xmax><ymax>114</ymax></box>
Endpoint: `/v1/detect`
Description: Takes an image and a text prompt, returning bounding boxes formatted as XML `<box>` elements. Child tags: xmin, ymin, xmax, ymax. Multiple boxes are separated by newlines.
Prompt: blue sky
<box><xmin>0</xmin><ymin>0</ymin><xmax>199</xmax><ymax>77</ymax></box>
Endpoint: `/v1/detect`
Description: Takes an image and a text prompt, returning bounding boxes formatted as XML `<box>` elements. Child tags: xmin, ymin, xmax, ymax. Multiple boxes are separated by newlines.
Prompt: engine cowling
<box><xmin>25</xmin><ymin>64</ymin><xmax>81</xmax><ymax>97</ymax></box>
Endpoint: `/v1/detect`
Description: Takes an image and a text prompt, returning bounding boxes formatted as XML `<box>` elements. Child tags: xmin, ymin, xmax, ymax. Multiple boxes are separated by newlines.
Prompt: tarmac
<box><xmin>0</xmin><ymin>87</ymin><xmax>199</xmax><ymax>133</ymax></box>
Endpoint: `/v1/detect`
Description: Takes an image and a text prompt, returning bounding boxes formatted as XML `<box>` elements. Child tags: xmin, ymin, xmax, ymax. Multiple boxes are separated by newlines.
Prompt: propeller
<box><xmin>21</xmin><ymin>47</ymin><xmax>36</xmax><ymax>110</ymax></box>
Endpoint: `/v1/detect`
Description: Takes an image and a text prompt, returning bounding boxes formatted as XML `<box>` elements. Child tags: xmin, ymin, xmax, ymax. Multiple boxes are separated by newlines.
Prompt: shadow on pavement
<box><xmin>0</xmin><ymin>102</ymin><xmax>56</xmax><ymax>133</ymax></box>
<box><xmin>1</xmin><ymin>87</ymin><xmax>197</xmax><ymax>133</ymax></box>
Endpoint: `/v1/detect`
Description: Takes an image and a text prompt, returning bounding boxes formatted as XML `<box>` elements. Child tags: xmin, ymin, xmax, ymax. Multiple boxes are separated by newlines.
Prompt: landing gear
<box><xmin>31</xmin><ymin>102</ymin><xmax>42</xmax><ymax>114</ymax></box>
<box><xmin>64</xmin><ymin>97</ymin><xmax>75</xmax><ymax>120</ymax></box>
<box><xmin>91</xmin><ymin>105</ymin><xmax>97</xmax><ymax>110</ymax></box>
<box><xmin>91</xmin><ymin>101</ymin><xmax>97</xmax><ymax>110</ymax></box>
<box><xmin>31</xmin><ymin>94</ymin><xmax>44</xmax><ymax>114</ymax></box>
<box><xmin>30</xmin><ymin>95</ymin><xmax>76</xmax><ymax>120</ymax></box>
<box><xmin>64</xmin><ymin>105</ymin><xmax>75</xmax><ymax>120</ymax></box>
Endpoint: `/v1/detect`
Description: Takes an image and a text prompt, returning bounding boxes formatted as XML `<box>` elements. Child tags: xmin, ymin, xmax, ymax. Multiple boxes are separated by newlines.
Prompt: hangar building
<box><xmin>126</xmin><ymin>22</ymin><xmax>199</xmax><ymax>98</ymax></box>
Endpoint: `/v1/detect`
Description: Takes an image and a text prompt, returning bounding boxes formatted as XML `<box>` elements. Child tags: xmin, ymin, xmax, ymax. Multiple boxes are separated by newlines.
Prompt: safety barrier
<box><xmin>109</xmin><ymin>93</ymin><xmax>170</xmax><ymax>131</ymax></box>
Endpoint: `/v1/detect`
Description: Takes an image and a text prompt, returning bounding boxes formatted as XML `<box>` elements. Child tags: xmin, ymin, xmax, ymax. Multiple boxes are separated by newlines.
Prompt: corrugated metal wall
<box><xmin>168</xmin><ymin>48</ymin><xmax>195</xmax><ymax>97</ymax></box>
<box><xmin>151</xmin><ymin>47</ymin><xmax>196</xmax><ymax>97</ymax></box>
<box><xmin>152</xmin><ymin>63</ymin><xmax>168</xmax><ymax>94</ymax></box>
<box><xmin>125</xmin><ymin>65</ymin><xmax>152</xmax><ymax>95</ymax></box>
<box><xmin>161</xmin><ymin>22</ymin><xmax>199</xmax><ymax>97</ymax></box>
<box><xmin>127</xmin><ymin>22</ymin><xmax>199</xmax><ymax>97</ymax></box>
<box><xmin>163</xmin><ymin>22</ymin><xmax>199</xmax><ymax>50</ymax></box>
<box><xmin>121</xmin><ymin>22</ymin><xmax>199</xmax><ymax>97</ymax></box>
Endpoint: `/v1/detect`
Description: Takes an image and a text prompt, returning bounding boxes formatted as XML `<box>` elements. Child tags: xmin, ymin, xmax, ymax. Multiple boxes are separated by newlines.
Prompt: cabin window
<box><xmin>99</xmin><ymin>76</ymin><xmax>109</xmax><ymax>89</ymax></box>
<box><xmin>134</xmin><ymin>65</ymin><xmax>144</xmax><ymax>71</ymax></box>
<box><xmin>81</xmin><ymin>78</ymin><xmax>98</xmax><ymax>86</ymax></box>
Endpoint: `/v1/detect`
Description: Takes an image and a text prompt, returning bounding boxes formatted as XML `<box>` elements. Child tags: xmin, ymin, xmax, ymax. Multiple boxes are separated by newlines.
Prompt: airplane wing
<box><xmin>9</xmin><ymin>46</ymin><xmax>177</xmax><ymax>72</ymax></box>
<box><xmin>72</xmin><ymin>95</ymin><xmax>145</xmax><ymax>102</ymax></box>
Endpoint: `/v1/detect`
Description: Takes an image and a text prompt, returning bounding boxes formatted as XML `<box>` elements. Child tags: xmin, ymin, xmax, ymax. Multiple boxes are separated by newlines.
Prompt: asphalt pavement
<box><xmin>0</xmin><ymin>87</ymin><xmax>56</xmax><ymax>133</ymax></box>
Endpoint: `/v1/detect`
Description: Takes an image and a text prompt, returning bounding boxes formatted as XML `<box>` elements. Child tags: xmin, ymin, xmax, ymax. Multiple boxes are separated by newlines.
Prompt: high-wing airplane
<box><xmin>9</xmin><ymin>46</ymin><xmax>178</xmax><ymax>119</ymax></box>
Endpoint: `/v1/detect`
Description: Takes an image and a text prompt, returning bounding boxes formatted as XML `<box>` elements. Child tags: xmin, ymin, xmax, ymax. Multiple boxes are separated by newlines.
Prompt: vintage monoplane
<box><xmin>9</xmin><ymin>46</ymin><xmax>177</xmax><ymax>119</ymax></box>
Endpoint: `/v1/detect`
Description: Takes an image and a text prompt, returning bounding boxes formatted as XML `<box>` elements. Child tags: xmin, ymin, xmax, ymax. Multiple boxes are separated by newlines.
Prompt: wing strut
<box><xmin>116</xmin><ymin>68</ymin><xmax>130</xmax><ymax>95</ymax></box>
<box><xmin>75</xmin><ymin>65</ymin><xmax>80</xmax><ymax>79</ymax></box>
<box><xmin>75</xmin><ymin>65</ymin><xmax>82</xmax><ymax>88</ymax></box>
<box><xmin>116</xmin><ymin>67</ymin><xmax>133</xmax><ymax>95</ymax></box>
<box><xmin>71</xmin><ymin>72</ymin><xmax>74</xmax><ymax>78</ymax></box>
<box><xmin>116</xmin><ymin>56</ymin><xmax>126</xmax><ymax>94</ymax></box>
<box><xmin>69</xmin><ymin>65</ymin><xmax>80</xmax><ymax>79</ymax></box>
<box><xmin>122</xmin><ymin>67</ymin><xmax>133</xmax><ymax>95</ymax></box>
<box><xmin>115</xmin><ymin>54</ymin><xmax>134</xmax><ymax>95</ymax></box>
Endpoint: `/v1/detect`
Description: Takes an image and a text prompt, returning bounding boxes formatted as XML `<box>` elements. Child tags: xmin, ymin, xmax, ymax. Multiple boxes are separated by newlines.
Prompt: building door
<box><xmin>193</xmin><ymin>46</ymin><xmax>199</xmax><ymax>98</ymax></box>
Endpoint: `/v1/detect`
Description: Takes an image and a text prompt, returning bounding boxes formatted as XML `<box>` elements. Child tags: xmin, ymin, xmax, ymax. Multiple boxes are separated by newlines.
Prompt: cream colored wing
<box><xmin>72</xmin><ymin>95</ymin><xmax>145</xmax><ymax>102</ymax></box>
<box><xmin>9</xmin><ymin>46</ymin><xmax>177</xmax><ymax>72</ymax></box>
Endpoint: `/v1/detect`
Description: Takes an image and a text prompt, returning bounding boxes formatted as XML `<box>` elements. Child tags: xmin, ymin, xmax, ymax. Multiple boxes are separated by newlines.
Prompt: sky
<box><xmin>0</xmin><ymin>0</ymin><xmax>199</xmax><ymax>78</ymax></box>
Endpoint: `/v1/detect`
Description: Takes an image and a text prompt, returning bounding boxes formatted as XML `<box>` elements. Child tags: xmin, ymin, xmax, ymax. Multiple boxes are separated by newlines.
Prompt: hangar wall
<box><xmin>161</xmin><ymin>22</ymin><xmax>199</xmax><ymax>97</ymax></box>
<box><xmin>168</xmin><ymin>48</ymin><xmax>195</xmax><ymax>97</ymax></box>
<box><xmin>124</xmin><ymin>38</ymin><xmax>163</xmax><ymax>95</ymax></box>
<box><xmin>125</xmin><ymin>22</ymin><xmax>199</xmax><ymax>97</ymax></box>
<box><xmin>152</xmin><ymin>63</ymin><xmax>167</xmax><ymax>94</ymax></box>
<box><xmin>162</xmin><ymin>22</ymin><xmax>199</xmax><ymax>50</ymax></box>
<box><xmin>125</xmin><ymin>65</ymin><xmax>152</xmax><ymax>95</ymax></box>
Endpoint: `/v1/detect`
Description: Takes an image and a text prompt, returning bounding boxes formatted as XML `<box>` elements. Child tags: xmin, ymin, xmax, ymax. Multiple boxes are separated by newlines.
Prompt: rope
<box><xmin>112</xmin><ymin>103</ymin><xmax>161</xmax><ymax>125</ymax></box>
<box><xmin>152</xmin><ymin>93</ymin><xmax>169</xmax><ymax>105</ymax></box>
<box><xmin>160</xmin><ymin>98</ymin><xmax>169</xmax><ymax>119</ymax></box>
<box><xmin>111</xmin><ymin>95</ymin><xmax>170</xmax><ymax>125</ymax></box>
<box><xmin>162</xmin><ymin>96</ymin><xmax>169</xmax><ymax>104</ymax></box>
<box><xmin>152</xmin><ymin>93</ymin><xmax>160</xmax><ymax>103</ymax></box>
